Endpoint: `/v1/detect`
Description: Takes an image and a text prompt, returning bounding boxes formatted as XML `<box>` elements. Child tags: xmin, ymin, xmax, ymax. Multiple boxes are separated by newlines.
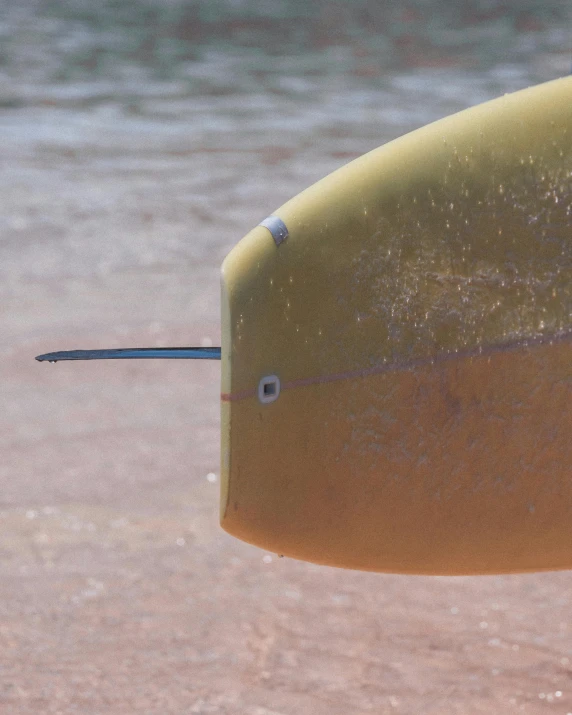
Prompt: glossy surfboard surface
<box><xmin>220</xmin><ymin>76</ymin><xmax>572</xmax><ymax>575</ymax></box>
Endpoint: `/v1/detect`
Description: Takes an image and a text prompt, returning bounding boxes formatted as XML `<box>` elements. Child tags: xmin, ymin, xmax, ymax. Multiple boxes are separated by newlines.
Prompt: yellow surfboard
<box><xmin>220</xmin><ymin>76</ymin><xmax>572</xmax><ymax>575</ymax></box>
<box><xmin>38</xmin><ymin>77</ymin><xmax>572</xmax><ymax>574</ymax></box>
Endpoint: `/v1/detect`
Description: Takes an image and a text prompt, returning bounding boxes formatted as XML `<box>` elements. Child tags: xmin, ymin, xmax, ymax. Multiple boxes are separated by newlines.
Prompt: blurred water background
<box><xmin>3</xmin><ymin>0</ymin><xmax>571</xmax><ymax>97</ymax></box>
<box><xmin>1</xmin><ymin>2</ymin><xmax>572</xmax><ymax>713</ymax></box>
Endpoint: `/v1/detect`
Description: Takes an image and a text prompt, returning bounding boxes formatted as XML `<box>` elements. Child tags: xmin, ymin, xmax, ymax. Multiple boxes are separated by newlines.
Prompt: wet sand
<box><xmin>2</xmin><ymin>4</ymin><xmax>572</xmax><ymax>712</ymax></box>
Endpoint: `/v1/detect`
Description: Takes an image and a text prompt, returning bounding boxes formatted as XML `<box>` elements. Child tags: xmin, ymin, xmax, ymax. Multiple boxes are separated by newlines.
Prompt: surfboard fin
<box><xmin>35</xmin><ymin>347</ymin><xmax>221</xmax><ymax>362</ymax></box>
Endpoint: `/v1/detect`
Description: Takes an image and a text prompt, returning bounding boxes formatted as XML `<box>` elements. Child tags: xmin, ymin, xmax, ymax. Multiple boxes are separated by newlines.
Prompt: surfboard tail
<box><xmin>219</xmin><ymin>76</ymin><xmax>572</xmax><ymax>575</ymax></box>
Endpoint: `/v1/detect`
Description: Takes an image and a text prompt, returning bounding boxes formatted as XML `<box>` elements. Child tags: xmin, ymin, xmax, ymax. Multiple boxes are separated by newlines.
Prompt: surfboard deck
<box><xmin>220</xmin><ymin>76</ymin><xmax>572</xmax><ymax>575</ymax></box>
